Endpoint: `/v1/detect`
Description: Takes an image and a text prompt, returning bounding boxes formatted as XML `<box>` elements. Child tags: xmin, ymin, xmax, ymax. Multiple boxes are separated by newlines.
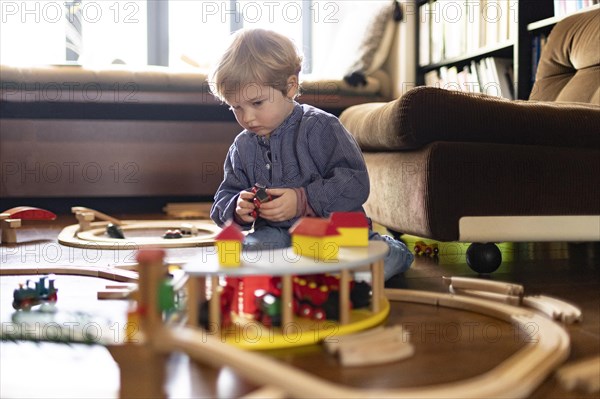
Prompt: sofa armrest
<box><xmin>340</xmin><ymin>86</ymin><xmax>600</xmax><ymax>151</ymax></box>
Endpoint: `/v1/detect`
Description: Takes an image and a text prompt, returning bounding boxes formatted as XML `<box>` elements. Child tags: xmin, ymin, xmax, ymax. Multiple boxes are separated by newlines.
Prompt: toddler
<box><xmin>209</xmin><ymin>28</ymin><xmax>413</xmax><ymax>280</ymax></box>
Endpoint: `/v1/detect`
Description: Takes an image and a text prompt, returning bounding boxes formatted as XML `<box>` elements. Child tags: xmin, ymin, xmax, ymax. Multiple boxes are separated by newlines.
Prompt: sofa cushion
<box><xmin>530</xmin><ymin>8</ymin><xmax>600</xmax><ymax>103</ymax></box>
<box><xmin>340</xmin><ymin>86</ymin><xmax>600</xmax><ymax>151</ymax></box>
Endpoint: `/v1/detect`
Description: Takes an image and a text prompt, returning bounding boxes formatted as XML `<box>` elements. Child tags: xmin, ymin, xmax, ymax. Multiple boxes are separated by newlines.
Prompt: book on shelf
<box><xmin>465</xmin><ymin>0</ymin><xmax>481</xmax><ymax>54</ymax></box>
<box><xmin>428</xmin><ymin>1</ymin><xmax>444</xmax><ymax>63</ymax></box>
<box><xmin>419</xmin><ymin>0</ymin><xmax>516</xmax><ymax>66</ymax></box>
<box><xmin>418</xmin><ymin>2</ymin><xmax>431</xmax><ymax>66</ymax></box>
<box><xmin>554</xmin><ymin>0</ymin><xmax>599</xmax><ymax>17</ymax></box>
<box><xmin>486</xmin><ymin>57</ymin><xmax>514</xmax><ymax>99</ymax></box>
<box><xmin>469</xmin><ymin>60</ymin><xmax>484</xmax><ymax>91</ymax></box>
<box><xmin>421</xmin><ymin>57</ymin><xmax>514</xmax><ymax>100</ymax></box>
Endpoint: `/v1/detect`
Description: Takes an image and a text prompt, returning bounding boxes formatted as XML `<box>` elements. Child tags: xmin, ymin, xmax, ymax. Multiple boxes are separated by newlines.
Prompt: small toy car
<box><xmin>250</xmin><ymin>183</ymin><xmax>272</xmax><ymax>219</ymax></box>
<box><xmin>414</xmin><ymin>240</ymin><xmax>439</xmax><ymax>257</ymax></box>
<box><xmin>163</xmin><ymin>229</ymin><xmax>183</xmax><ymax>239</ymax></box>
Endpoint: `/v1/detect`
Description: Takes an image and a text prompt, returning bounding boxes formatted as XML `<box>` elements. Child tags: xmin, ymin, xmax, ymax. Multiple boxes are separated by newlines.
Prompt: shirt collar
<box><xmin>268</xmin><ymin>101</ymin><xmax>303</xmax><ymax>138</ymax></box>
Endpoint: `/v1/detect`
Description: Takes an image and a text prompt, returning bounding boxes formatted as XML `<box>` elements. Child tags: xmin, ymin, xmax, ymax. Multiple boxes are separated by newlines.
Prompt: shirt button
<box><xmin>266</xmin><ymin>164</ymin><xmax>271</xmax><ymax>170</ymax></box>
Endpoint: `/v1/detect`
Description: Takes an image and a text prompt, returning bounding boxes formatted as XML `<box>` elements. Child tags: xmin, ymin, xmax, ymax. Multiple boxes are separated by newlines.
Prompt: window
<box><xmin>0</xmin><ymin>0</ymin><xmax>147</xmax><ymax>66</ymax></box>
<box><xmin>168</xmin><ymin>1</ymin><xmax>232</xmax><ymax>69</ymax></box>
<box><xmin>1</xmin><ymin>0</ymin><xmax>67</xmax><ymax>65</ymax></box>
<box><xmin>169</xmin><ymin>1</ymin><xmax>306</xmax><ymax>70</ymax></box>
<box><xmin>1</xmin><ymin>0</ymin><xmax>387</xmax><ymax>76</ymax></box>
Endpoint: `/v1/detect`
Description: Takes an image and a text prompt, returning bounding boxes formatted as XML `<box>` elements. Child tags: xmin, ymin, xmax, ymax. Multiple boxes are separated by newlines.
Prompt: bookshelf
<box><xmin>415</xmin><ymin>0</ymin><xmax>598</xmax><ymax>100</ymax></box>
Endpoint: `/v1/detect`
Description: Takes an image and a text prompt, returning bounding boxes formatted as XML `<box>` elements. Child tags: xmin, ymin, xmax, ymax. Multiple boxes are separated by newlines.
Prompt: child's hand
<box><xmin>257</xmin><ymin>188</ymin><xmax>297</xmax><ymax>222</ymax></box>
<box><xmin>235</xmin><ymin>190</ymin><xmax>257</xmax><ymax>223</ymax></box>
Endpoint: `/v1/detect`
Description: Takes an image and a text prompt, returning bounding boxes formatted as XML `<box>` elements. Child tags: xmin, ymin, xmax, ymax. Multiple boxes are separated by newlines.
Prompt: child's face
<box><xmin>225</xmin><ymin>82</ymin><xmax>295</xmax><ymax>137</ymax></box>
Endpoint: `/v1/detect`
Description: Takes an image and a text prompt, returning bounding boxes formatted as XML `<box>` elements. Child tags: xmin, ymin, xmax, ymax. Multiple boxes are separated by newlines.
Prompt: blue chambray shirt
<box><xmin>211</xmin><ymin>102</ymin><xmax>370</xmax><ymax>230</ymax></box>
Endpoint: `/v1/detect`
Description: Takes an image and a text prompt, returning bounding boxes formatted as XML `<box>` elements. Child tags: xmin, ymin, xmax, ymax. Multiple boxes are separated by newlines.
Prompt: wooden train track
<box><xmin>444</xmin><ymin>276</ymin><xmax>583</xmax><ymax>324</ymax></box>
<box><xmin>58</xmin><ymin>220</ymin><xmax>220</xmax><ymax>249</ymax></box>
<box><xmin>1</xmin><ymin>265</ymin><xmax>573</xmax><ymax>398</ymax></box>
<box><xmin>146</xmin><ymin>288</ymin><xmax>570</xmax><ymax>399</ymax></box>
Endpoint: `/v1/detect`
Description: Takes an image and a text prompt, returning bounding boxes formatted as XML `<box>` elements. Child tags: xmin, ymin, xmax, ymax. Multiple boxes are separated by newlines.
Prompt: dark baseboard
<box><xmin>0</xmin><ymin>196</ymin><xmax>213</xmax><ymax>215</ymax></box>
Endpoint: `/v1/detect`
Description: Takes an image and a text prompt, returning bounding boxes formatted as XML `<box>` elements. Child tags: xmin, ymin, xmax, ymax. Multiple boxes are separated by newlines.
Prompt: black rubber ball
<box><xmin>466</xmin><ymin>243</ymin><xmax>502</xmax><ymax>274</ymax></box>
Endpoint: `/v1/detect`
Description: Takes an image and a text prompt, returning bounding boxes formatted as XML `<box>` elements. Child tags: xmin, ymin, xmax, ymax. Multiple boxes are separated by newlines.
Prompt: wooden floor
<box><xmin>0</xmin><ymin>214</ymin><xmax>598</xmax><ymax>398</ymax></box>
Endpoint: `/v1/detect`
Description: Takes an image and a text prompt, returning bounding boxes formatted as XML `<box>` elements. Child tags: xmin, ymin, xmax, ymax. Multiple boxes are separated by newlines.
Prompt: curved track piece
<box><xmin>58</xmin><ymin>220</ymin><xmax>220</xmax><ymax>249</ymax></box>
<box><xmin>523</xmin><ymin>295</ymin><xmax>583</xmax><ymax>324</ymax></box>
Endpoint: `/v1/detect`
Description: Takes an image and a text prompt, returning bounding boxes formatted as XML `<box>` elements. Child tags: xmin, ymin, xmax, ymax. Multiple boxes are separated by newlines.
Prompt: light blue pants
<box><xmin>243</xmin><ymin>226</ymin><xmax>414</xmax><ymax>281</ymax></box>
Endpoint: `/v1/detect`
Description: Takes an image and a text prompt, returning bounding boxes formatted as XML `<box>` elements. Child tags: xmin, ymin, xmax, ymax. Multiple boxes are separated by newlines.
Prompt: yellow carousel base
<box><xmin>217</xmin><ymin>297</ymin><xmax>390</xmax><ymax>350</ymax></box>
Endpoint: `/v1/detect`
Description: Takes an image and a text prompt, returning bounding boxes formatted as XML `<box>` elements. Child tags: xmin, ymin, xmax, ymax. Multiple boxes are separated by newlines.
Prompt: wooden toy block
<box><xmin>75</xmin><ymin>211</ymin><xmax>95</xmax><ymax>231</ymax></box>
<box><xmin>1</xmin><ymin>218</ymin><xmax>21</xmax><ymax>244</ymax></box>
<box><xmin>216</xmin><ymin>241</ymin><xmax>243</xmax><ymax>267</ymax></box>
<box><xmin>289</xmin><ymin>217</ymin><xmax>340</xmax><ymax>261</ymax></box>
<box><xmin>338</xmin><ymin>330</ymin><xmax>414</xmax><ymax>367</ymax></box>
<box><xmin>339</xmin><ymin>337</ymin><xmax>414</xmax><ymax>367</ymax></box>
<box><xmin>215</xmin><ymin>222</ymin><xmax>244</xmax><ymax>267</ymax></box>
<box><xmin>329</xmin><ymin>212</ymin><xmax>369</xmax><ymax>247</ymax></box>
<box><xmin>325</xmin><ymin>325</ymin><xmax>414</xmax><ymax>366</ymax></box>
<box><xmin>3</xmin><ymin>217</ymin><xmax>22</xmax><ymax>230</ymax></box>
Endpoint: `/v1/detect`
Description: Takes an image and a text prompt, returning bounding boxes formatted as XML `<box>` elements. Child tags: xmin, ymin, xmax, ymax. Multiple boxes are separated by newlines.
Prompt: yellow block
<box><xmin>292</xmin><ymin>235</ymin><xmax>339</xmax><ymax>261</ymax></box>
<box><xmin>216</xmin><ymin>241</ymin><xmax>242</xmax><ymax>267</ymax></box>
<box><xmin>338</xmin><ymin>227</ymin><xmax>369</xmax><ymax>247</ymax></box>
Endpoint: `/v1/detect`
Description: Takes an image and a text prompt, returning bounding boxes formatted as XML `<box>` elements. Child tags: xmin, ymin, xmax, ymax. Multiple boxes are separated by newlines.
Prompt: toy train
<box><xmin>13</xmin><ymin>275</ymin><xmax>58</xmax><ymax>310</ymax></box>
<box><xmin>199</xmin><ymin>274</ymin><xmax>371</xmax><ymax>328</ymax></box>
<box><xmin>256</xmin><ymin>275</ymin><xmax>371</xmax><ymax>326</ymax></box>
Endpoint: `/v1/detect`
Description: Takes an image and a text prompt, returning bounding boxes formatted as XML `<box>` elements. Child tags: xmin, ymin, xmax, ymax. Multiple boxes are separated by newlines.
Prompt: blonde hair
<box><xmin>209</xmin><ymin>28</ymin><xmax>303</xmax><ymax>102</ymax></box>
